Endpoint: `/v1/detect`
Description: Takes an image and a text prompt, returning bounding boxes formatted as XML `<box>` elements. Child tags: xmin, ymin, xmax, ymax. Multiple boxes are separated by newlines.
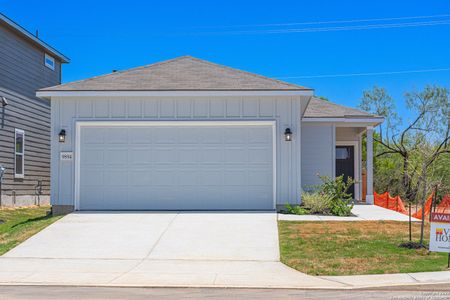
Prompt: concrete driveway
<box><xmin>4</xmin><ymin>212</ymin><xmax>279</xmax><ymax>261</ymax></box>
<box><xmin>0</xmin><ymin>212</ymin><xmax>339</xmax><ymax>288</ymax></box>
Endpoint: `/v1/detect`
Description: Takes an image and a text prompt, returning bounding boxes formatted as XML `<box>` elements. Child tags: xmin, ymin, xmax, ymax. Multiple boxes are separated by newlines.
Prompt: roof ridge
<box><xmin>186</xmin><ymin>56</ymin><xmax>310</xmax><ymax>90</ymax></box>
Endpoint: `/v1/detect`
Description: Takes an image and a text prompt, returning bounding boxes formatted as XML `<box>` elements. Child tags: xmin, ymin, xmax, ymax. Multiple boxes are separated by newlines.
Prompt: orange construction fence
<box><xmin>412</xmin><ymin>193</ymin><xmax>434</xmax><ymax>219</ymax></box>
<box><xmin>374</xmin><ymin>192</ymin><xmax>450</xmax><ymax>219</ymax></box>
<box><xmin>374</xmin><ymin>192</ymin><xmax>408</xmax><ymax>214</ymax></box>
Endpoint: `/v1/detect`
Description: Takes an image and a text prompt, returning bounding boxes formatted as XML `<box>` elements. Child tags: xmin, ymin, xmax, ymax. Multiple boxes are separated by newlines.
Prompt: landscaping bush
<box><xmin>301</xmin><ymin>191</ymin><xmax>332</xmax><ymax>214</ymax></box>
<box><xmin>284</xmin><ymin>203</ymin><xmax>308</xmax><ymax>215</ymax></box>
<box><xmin>318</xmin><ymin>175</ymin><xmax>354</xmax><ymax>216</ymax></box>
<box><xmin>284</xmin><ymin>176</ymin><xmax>355</xmax><ymax>216</ymax></box>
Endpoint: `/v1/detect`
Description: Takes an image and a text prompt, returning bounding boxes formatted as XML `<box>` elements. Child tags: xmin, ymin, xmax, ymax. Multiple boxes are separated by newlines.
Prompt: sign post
<box><xmin>429</xmin><ymin>212</ymin><xmax>450</xmax><ymax>268</ymax></box>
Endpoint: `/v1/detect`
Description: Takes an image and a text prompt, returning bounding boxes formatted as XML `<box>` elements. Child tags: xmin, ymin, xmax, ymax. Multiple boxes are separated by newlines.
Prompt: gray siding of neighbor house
<box><xmin>0</xmin><ymin>23</ymin><xmax>62</xmax><ymax>206</ymax></box>
<box><xmin>50</xmin><ymin>95</ymin><xmax>306</xmax><ymax>209</ymax></box>
<box><xmin>0</xmin><ymin>24</ymin><xmax>61</xmax><ymax>100</ymax></box>
<box><xmin>301</xmin><ymin>123</ymin><xmax>335</xmax><ymax>191</ymax></box>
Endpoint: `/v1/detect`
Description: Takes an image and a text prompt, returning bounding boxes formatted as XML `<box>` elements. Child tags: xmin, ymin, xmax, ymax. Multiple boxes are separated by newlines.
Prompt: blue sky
<box><xmin>2</xmin><ymin>0</ymin><xmax>449</xmax><ymax>120</ymax></box>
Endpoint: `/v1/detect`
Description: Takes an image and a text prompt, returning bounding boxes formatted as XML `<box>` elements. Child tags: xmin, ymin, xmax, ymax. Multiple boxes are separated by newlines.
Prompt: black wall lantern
<box><xmin>59</xmin><ymin>129</ymin><xmax>66</xmax><ymax>143</ymax></box>
<box><xmin>284</xmin><ymin>128</ymin><xmax>292</xmax><ymax>141</ymax></box>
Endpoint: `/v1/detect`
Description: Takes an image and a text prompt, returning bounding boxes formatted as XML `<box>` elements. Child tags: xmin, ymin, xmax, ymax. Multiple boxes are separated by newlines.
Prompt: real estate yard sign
<box><xmin>429</xmin><ymin>213</ymin><xmax>450</xmax><ymax>254</ymax></box>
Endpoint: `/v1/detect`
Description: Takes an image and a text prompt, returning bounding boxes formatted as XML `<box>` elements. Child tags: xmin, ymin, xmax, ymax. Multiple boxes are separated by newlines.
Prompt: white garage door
<box><xmin>77</xmin><ymin>122</ymin><xmax>274</xmax><ymax>210</ymax></box>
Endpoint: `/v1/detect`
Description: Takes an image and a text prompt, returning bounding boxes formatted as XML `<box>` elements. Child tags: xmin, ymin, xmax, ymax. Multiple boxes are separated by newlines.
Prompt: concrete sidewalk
<box><xmin>0</xmin><ymin>256</ymin><xmax>449</xmax><ymax>289</ymax></box>
<box><xmin>278</xmin><ymin>204</ymin><xmax>420</xmax><ymax>222</ymax></box>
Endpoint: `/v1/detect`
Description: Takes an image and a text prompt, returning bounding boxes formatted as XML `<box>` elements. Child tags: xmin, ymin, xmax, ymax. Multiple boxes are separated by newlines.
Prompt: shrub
<box><xmin>301</xmin><ymin>191</ymin><xmax>332</xmax><ymax>214</ymax></box>
<box><xmin>284</xmin><ymin>203</ymin><xmax>308</xmax><ymax>215</ymax></box>
<box><xmin>318</xmin><ymin>175</ymin><xmax>354</xmax><ymax>216</ymax></box>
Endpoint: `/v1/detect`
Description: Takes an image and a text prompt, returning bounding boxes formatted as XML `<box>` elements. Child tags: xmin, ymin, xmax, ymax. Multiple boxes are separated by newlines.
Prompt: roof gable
<box><xmin>40</xmin><ymin>56</ymin><xmax>311</xmax><ymax>91</ymax></box>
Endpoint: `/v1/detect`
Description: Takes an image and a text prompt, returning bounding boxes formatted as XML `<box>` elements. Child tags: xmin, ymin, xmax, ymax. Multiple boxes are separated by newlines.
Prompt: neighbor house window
<box><xmin>44</xmin><ymin>53</ymin><xmax>55</xmax><ymax>70</ymax></box>
<box><xmin>14</xmin><ymin>129</ymin><xmax>25</xmax><ymax>178</ymax></box>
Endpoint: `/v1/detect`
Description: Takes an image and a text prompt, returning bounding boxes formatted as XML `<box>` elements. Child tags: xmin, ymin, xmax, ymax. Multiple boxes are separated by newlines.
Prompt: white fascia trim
<box><xmin>302</xmin><ymin>117</ymin><xmax>384</xmax><ymax>124</ymax></box>
<box><xmin>37</xmin><ymin>90</ymin><xmax>314</xmax><ymax>99</ymax></box>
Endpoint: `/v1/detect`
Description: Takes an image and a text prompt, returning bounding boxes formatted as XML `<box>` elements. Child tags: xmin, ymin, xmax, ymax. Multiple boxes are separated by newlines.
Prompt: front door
<box><xmin>335</xmin><ymin>146</ymin><xmax>354</xmax><ymax>199</ymax></box>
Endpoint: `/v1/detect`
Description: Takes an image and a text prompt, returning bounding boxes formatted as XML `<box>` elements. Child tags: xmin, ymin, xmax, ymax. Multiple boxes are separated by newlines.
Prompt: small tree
<box><xmin>360</xmin><ymin>85</ymin><xmax>399</xmax><ymax>141</ymax></box>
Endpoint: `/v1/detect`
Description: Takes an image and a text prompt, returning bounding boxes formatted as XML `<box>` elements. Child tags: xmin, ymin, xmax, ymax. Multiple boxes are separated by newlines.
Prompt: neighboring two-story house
<box><xmin>0</xmin><ymin>13</ymin><xmax>69</xmax><ymax>206</ymax></box>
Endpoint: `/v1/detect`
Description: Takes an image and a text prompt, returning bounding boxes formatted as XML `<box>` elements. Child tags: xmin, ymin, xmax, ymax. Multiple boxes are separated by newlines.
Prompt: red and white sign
<box><xmin>429</xmin><ymin>213</ymin><xmax>450</xmax><ymax>253</ymax></box>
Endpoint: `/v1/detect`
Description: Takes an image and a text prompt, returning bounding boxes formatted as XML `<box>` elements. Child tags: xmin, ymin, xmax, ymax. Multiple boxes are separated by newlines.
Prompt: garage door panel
<box><xmin>103</xmin><ymin>170</ymin><xmax>127</xmax><ymax>185</ymax></box>
<box><xmin>80</xmin><ymin>186</ymin><xmax>103</xmax><ymax>203</ymax></box>
<box><xmin>79</xmin><ymin>123</ymin><xmax>274</xmax><ymax>210</ymax></box>
<box><xmin>154</xmin><ymin>128</ymin><xmax>179</xmax><ymax>143</ymax></box>
<box><xmin>106</xmin><ymin>128</ymin><xmax>128</xmax><ymax>144</ymax></box>
<box><xmin>248</xmin><ymin>170</ymin><xmax>272</xmax><ymax>185</ymax></box>
<box><xmin>199</xmin><ymin>171</ymin><xmax>223</xmax><ymax>185</ymax></box>
<box><xmin>153</xmin><ymin>148</ymin><xmax>179</xmax><ymax>163</ymax></box>
<box><xmin>128</xmin><ymin>127</ymin><xmax>153</xmax><ymax>144</ymax></box>
<box><xmin>224</xmin><ymin>170</ymin><xmax>246</xmax><ymax>185</ymax></box>
<box><xmin>129</xmin><ymin>171</ymin><xmax>153</xmax><ymax>185</ymax></box>
<box><xmin>179</xmin><ymin>148</ymin><xmax>200</xmax><ymax>162</ymax></box>
<box><xmin>151</xmin><ymin>170</ymin><xmax>178</xmax><ymax>185</ymax></box>
<box><xmin>82</xmin><ymin>149</ymin><xmax>104</xmax><ymax>165</ymax></box>
<box><xmin>199</xmin><ymin>148</ymin><xmax>224</xmax><ymax>162</ymax></box>
<box><xmin>80</xmin><ymin>169</ymin><xmax>103</xmax><ymax>186</ymax></box>
<box><xmin>224</xmin><ymin>128</ymin><xmax>248</xmax><ymax>143</ymax></box>
<box><xmin>178</xmin><ymin>171</ymin><xmax>199</xmax><ymax>185</ymax></box>
<box><xmin>248</xmin><ymin>127</ymin><xmax>272</xmax><ymax>143</ymax></box>
<box><xmin>128</xmin><ymin>149</ymin><xmax>152</xmax><ymax>164</ymax></box>
<box><xmin>82</xmin><ymin>128</ymin><xmax>106</xmax><ymax>144</ymax></box>
<box><xmin>248</xmin><ymin>148</ymin><xmax>272</xmax><ymax>163</ymax></box>
<box><xmin>105</xmin><ymin>150</ymin><xmax>128</xmax><ymax>165</ymax></box>
<box><xmin>224</xmin><ymin>148</ymin><xmax>248</xmax><ymax>162</ymax></box>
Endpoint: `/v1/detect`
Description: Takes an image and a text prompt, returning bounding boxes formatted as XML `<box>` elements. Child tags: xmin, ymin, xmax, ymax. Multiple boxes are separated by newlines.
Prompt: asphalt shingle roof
<box><xmin>41</xmin><ymin>56</ymin><xmax>311</xmax><ymax>91</ymax></box>
<box><xmin>40</xmin><ymin>56</ymin><xmax>379</xmax><ymax>119</ymax></box>
<box><xmin>304</xmin><ymin>97</ymin><xmax>379</xmax><ymax>118</ymax></box>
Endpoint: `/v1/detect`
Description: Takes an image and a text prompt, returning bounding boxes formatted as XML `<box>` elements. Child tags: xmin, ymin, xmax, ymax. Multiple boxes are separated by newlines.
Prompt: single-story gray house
<box><xmin>37</xmin><ymin>56</ymin><xmax>383</xmax><ymax>214</ymax></box>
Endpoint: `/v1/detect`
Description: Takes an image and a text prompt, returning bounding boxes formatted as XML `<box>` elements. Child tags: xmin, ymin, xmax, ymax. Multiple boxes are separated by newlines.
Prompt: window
<box><xmin>14</xmin><ymin>129</ymin><xmax>25</xmax><ymax>178</ymax></box>
<box><xmin>44</xmin><ymin>53</ymin><xmax>55</xmax><ymax>70</ymax></box>
<box><xmin>336</xmin><ymin>147</ymin><xmax>349</xmax><ymax>160</ymax></box>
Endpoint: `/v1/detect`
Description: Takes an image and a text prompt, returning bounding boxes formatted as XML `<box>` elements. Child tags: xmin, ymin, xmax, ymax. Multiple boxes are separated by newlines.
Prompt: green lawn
<box><xmin>279</xmin><ymin>220</ymin><xmax>449</xmax><ymax>276</ymax></box>
<box><xmin>0</xmin><ymin>206</ymin><xmax>62</xmax><ymax>255</ymax></box>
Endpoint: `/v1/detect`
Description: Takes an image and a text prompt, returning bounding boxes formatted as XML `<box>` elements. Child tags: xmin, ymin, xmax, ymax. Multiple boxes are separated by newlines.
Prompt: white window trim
<box><xmin>14</xmin><ymin>129</ymin><xmax>25</xmax><ymax>178</ymax></box>
<box><xmin>73</xmin><ymin>120</ymin><xmax>277</xmax><ymax>211</ymax></box>
<box><xmin>44</xmin><ymin>53</ymin><xmax>55</xmax><ymax>70</ymax></box>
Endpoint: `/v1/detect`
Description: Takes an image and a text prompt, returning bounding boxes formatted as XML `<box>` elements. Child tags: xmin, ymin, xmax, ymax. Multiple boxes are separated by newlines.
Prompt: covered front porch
<box><xmin>301</xmin><ymin>118</ymin><xmax>382</xmax><ymax>204</ymax></box>
<box><xmin>335</xmin><ymin>125</ymin><xmax>375</xmax><ymax>203</ymax></box>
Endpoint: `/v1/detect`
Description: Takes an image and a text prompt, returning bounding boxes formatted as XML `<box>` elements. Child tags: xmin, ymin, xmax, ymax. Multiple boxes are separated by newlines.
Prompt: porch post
<box><xmin>365</xmin><ymin>126</ymin><xmax>374</xmax><ymax>204</ymax></box>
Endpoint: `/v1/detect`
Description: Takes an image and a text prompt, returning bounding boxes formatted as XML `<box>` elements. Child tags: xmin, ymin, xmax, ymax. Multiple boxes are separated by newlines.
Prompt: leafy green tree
<box><xmin>360</xmin><ymin>85</ymin><xmax>399</xmax><ymax>141</ymax></box>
